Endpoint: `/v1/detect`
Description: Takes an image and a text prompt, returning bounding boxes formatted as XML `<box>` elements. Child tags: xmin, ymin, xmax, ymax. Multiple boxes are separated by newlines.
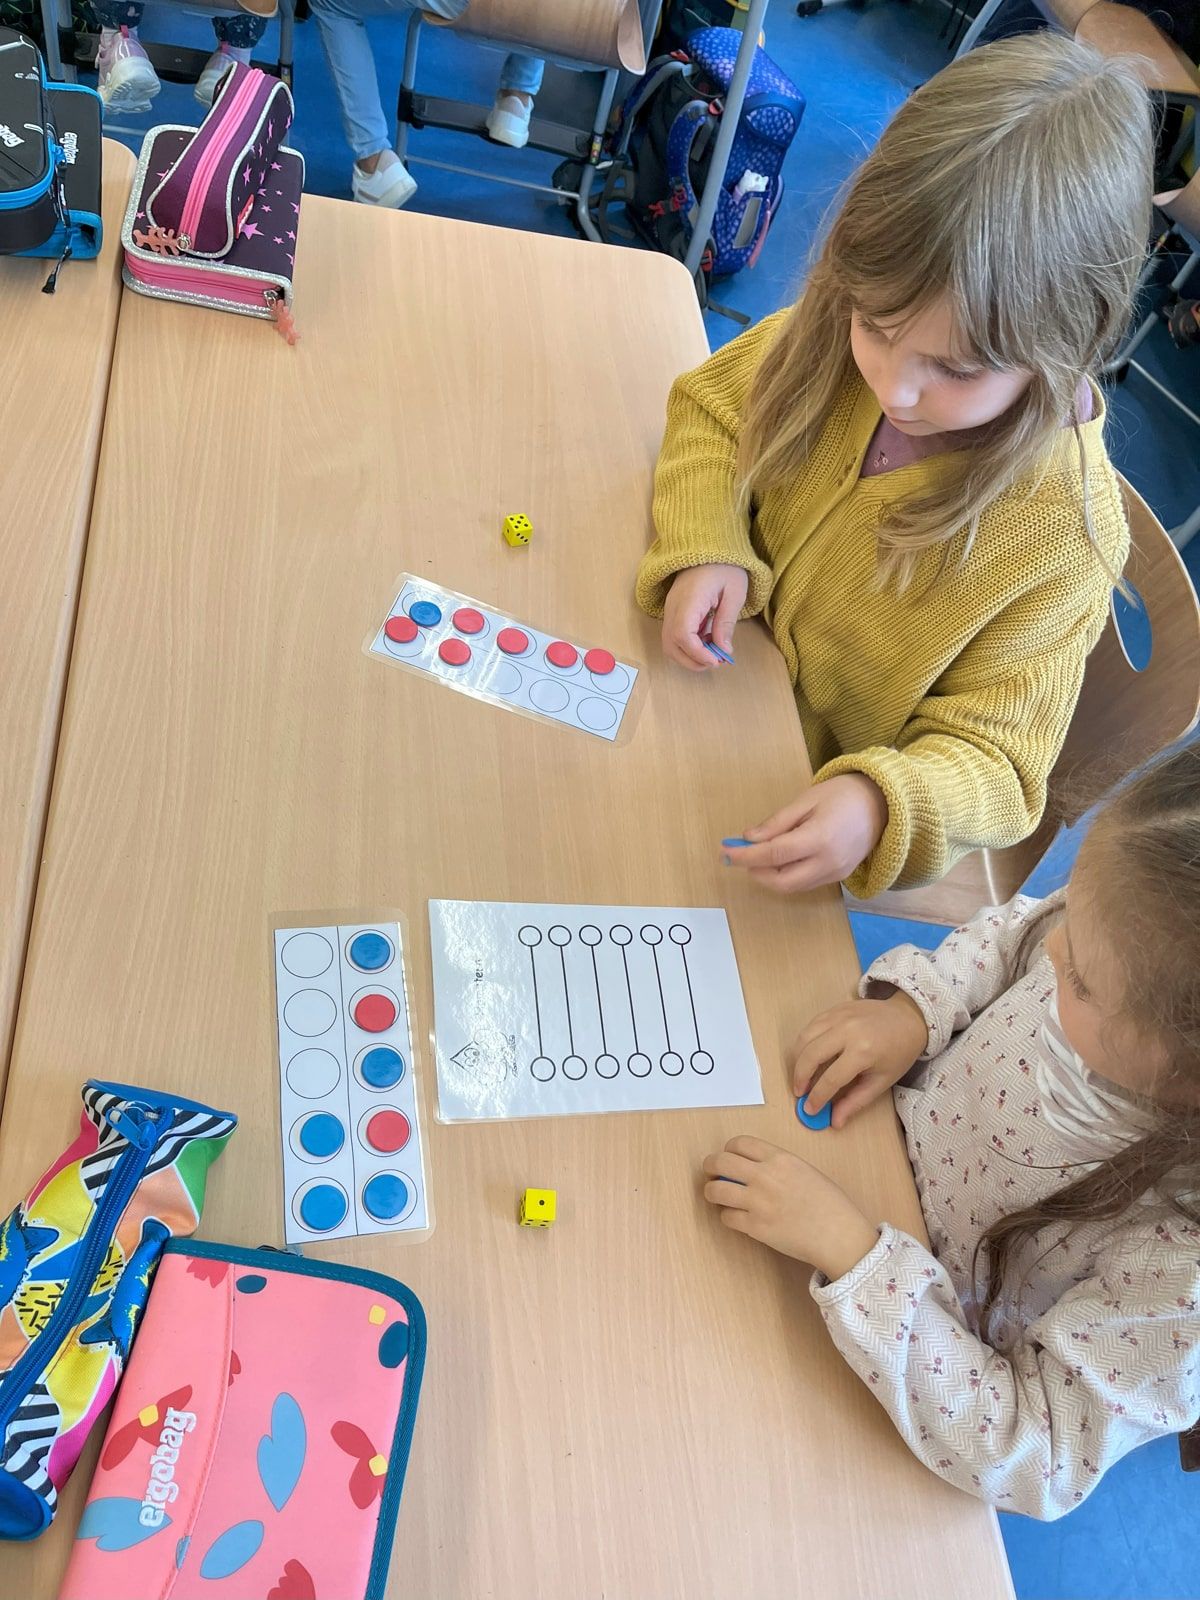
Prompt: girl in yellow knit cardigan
<box><xmin>635</xmin><ymin>34</ymin><xmax>1153</xmax><ymax>900</ymax></box>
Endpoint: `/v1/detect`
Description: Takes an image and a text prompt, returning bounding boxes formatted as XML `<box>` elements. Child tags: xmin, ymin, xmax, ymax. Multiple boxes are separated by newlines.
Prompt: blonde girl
<box><xmin>636</xmin><ymin>34</ymin><xmax>1153</xmax><ymax>899</ymax></box>
<box><xmin>703</xmin><ymin>743</ymin><xmax>1200</xmax><ymax>1518</ymax></box>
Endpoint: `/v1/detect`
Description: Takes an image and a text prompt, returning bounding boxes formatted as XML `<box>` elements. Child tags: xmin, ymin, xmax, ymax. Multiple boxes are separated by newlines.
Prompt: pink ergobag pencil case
<box><xmin>58</xmin><ymin>1241</ymin><xmax>425</xmax><ymax>1600</ymax></box>
<box><xmin>145</xmin><ymin>61</ymin><xmax>293</xmax><ymax>257</ymax></box>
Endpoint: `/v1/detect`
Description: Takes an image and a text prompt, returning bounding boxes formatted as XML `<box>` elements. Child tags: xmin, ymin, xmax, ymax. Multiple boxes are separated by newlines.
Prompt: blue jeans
<box><xmin>92</xmin><ymin>0</ymin><xmax>265</xmax><ymax>46</ymax></box>
<box><xmin>308</xmin><ymin>0</ymin><xmax>543</xmax><ymax>161</ymax></box>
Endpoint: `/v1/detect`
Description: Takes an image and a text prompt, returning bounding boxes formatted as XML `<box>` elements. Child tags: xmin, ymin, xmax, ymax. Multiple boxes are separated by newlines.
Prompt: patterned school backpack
<box><xmin>599</xmin><ymin>27</ymin><xmax>804</xmax><ymax>287</ymax></box>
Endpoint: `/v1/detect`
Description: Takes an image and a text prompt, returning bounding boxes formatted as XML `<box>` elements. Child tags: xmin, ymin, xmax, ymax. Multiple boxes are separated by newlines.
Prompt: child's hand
<box><xmin>722</xmin><ymin>774</ymin><xmax>888</xmax><ymax>892</ymax></box>
<box><xmin>702</xmin><ymin>1135</ymin><xmax>878</xmax><ymax>1279</ymax></box>
<box><xmin>790</xmin><ymin>992</ymin><xmax>930</xmax><ymax>1127</ymax></box>
<box><xmin>661</xmin><ymin>563</ymin><xmax>749</xmax><ymax>671</ymax></box>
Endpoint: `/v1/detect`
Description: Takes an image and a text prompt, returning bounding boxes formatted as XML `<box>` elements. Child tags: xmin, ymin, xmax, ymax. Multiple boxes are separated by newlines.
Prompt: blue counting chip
<box><xmin>349</xmin><ymin>931</ymin><xmax>393</xmax><ymax>972</ymax></box>
<box><xmin>361</xmin><ymin>1046</ymin><xmax>405</xmax><ymax>1089</ymax></box>
<box><xmin>408</xmin><ymin>600</ymin><xmax>442</xmax><ymax>628</ymax></box>
<box><xmin>299</xmin><ymin>1182</ymin><xmax>347</xmax><ymax>1231</ymax></box>
<box><xmin>362</xmin><ymin>1173</ymin><xmax>410</xmax><ymax>1221</ymax></box>
<box><xmin>796</xmin><ymin>1096</ymin><xmax>833</xmax><ymax>1132</ymax></box>
<box><xmin>299</xmin><ymin>1112</ymin><xmax>344</xmax><ymax>1158</ymax></box>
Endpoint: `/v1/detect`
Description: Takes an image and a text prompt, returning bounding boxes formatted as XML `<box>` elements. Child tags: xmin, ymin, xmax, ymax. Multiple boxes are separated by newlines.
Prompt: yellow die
<box><xmin>503</xmin><ymin>513</ymin><xmax>532</xmax><ymax>547</ymax></box>
<box><xmin>519</xmin><ymin>1187</ymin><xmax>556</xmax><ymax>1227</ymax></box>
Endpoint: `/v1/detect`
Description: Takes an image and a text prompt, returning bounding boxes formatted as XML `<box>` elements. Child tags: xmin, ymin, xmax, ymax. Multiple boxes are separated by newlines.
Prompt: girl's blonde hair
<box><xmin>738</xmin><ymin>33</ymin><xmax>1154</xmax><ymax>588</ymax></box>
<box><xmin>976</xmin><ymin>741</ymin><xmax>1200</xmax><ymax>1337</ymax></box>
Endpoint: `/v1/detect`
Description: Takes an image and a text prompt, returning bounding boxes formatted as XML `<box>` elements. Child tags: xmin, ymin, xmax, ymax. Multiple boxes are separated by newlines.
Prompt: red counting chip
<box><xmin>438</xmin><ymin>638</ymin><xmax>471</xmax><ymax>667</ymax></box>
<box><xmin>497</xmin><ymin>627</ymin><xmax>529</xmax><ymax>656</ymax></box>
<box><xmin>584</xmin><ymin>648</ymin><xmax>615</xmax><ymax>675</ymax></box>
<box><xmin>452</xmin><ymin>607</ymin><xmax>485</xmax><ymax>635</ymax></box>
<box><xmin>365</xmin><ymin>1109</ymin><xmax>410</xmax><ymax>1153</ymax></box>
<box><xmin>546</xmin><ymin>641</ymin><xmax>578</xmax><ymax>669</ymax></box>
<box><xmin>385</xmin><ymin>615</ymin><xmax>418</xmax><ymax>644</ymax></box>
<box><xmin>353</xmin><ymin>993</ymin><xmax>397</xmax><ymax>1033</ymax></box>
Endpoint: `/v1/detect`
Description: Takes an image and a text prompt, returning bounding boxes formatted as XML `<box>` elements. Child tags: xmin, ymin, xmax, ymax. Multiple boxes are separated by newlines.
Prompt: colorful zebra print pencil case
<box><xmin>0</xmin><ymin>1083</ymin><xmax>236</xmax><ymax>1540</ymax></box>
<box><xmin>59</xmin><ymin>1241</ymin><xmax>426</xmax><ymax>1600</ymax></box>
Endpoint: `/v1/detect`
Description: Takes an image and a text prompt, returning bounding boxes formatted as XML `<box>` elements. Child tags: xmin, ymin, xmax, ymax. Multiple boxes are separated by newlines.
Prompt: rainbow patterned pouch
<box><xmin>0</xmin><ymin>1082</ymin><xmax>236</xmax><ymax>1540</ymax></box>
<box><xmin>59</xmin><ymin>1241</ymin><xmax>426</xmax><ymax>1600</ymax></box>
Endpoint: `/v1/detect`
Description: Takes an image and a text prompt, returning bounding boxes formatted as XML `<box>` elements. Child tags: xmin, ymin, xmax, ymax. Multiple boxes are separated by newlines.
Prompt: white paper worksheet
<box><xmin>429</xmin><ymin>901</ymin><xmax>763</xmax><ymax>1121</ymax></box>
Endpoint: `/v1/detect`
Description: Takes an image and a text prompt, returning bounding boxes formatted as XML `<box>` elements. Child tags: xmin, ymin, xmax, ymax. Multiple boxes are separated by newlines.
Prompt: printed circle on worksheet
<box><xmin>527</xmin><ymin>679</ymin><xmax>570</xmax><ymax>715</ymax></box>
<box><xmin>639</xmin><ymin>925</ymin><xmax>664</xmax><ymax>946</ymax></box>
<box><xmin>496</xmin><ymin>626</ymin><xmax>533</xmax><ymax>658</ymax></box>
<box><xmin>346</xmin><ymin>930</ymin><xmax>394</xmax><ymax>972</ymax></box>
<box><xmin>576</xmin><ymin>698</ymin><xmax>618</xmax><ymax>733</ymax></box>
<box><xmin>547</xmin><ymin>925</ymin><xmax>571</xmax><ymax>947</ymax></box>
<box><xmin>290</xmin><ymin>1111</ymin><xmax>345</xmax><ymax>1164</ymax></box>
<box><xmin>357</xmin><ymin>1106</ymin><xmax>411</xmax><ymax>1155</ymax></box>
<box><xmin>354</xmin><ymin>1044</ymin><xmax>406</xmax><ymax>1091</ymax></box>
<box><xmin>349</xmin><ymin>986</ymin><xmax>399</xmax><ymax>1034</ymax></box>
<box><xmin>562</xmin><ymin>1055</ymin><xmax>587</xmax><ymax>1080</ymax></box>
<box><xmin>578</xmin><ymin>925</ymin><xmax>603</xmax><ymax>947</ymax></box>
<box><xmin>384</xmin><ymin>614</ymin><xmax>418</xmax><ymax>645</ymax></box>
<box><xmin>407</xmin><ymin>599</ymin><xmax>442</xmax><ymax>628</ymax></box>
<box><xmin>518</xmin><ymin>925</ymin><xmax>542</xmax><ymax>948</ymax></box>
<box><xmin>292</xmin><ymin>1178</ymin><xmax>349</xmax><ymax>1235</ymax></box>
<box><xmin>283</xmin><ymin>989</ymin><xmax>338</xmax><ymax>1038</ymax></box>
<box><xmin>609</xmin><ymin>925</ymin><xmax>633</xmax><ymax>946</ymax></box>
<box><xmin>285</xmin><ymin>1049</ymin><xmax>341</xmax><ymax>1100</ymax></box>
<box><xmin>595</xmin><ymin>1053</ymin><xmax>620</xmax><ymax>1078</ymax></box>
<box><xmin>544</xmin><ymin>640</ymin><xmax>580</xmax><ymax>672</ymax></box>
<box><xmin>488</xmin><ymin>661</ymin><xmax>523</xmax><ymax>697</ymax></box>
<box><xmin>279</xmin><ymin>932</ymin><xmax>334</xmax><ymax>979</ymax></box>
<box><xmin>361</xmin><ymin>1171</ymin><xmax>417</xmax><ymax>1225</ymax></box>
<box><xmin>587</xmin><ymin>663</ymin><xmax>631</xmax><ymax>696</ymax></box>
<box><xmin>627</xmin><ymin>1053</ymin><xmax>652</xmax><ymax>1078</ymax></box>
<box><xmin>438</xmin><ymin>638</ymin><xmax>472</xmax><ymax>668</ymax></box>
<box><xmin>660</xmin><ymin>1052</ymin><xmax>684</xmax><ymax>1076</ymax></box>
<box><xmin>690</xmin><ymin>1051</ymin><xmax>715</xmax><ymax>1075</ymax></box>
<box><xmin>668</xmin><ymin>925</ymin><xmax>692</xmax><ymax>945</ymax></box>
<box><xmin>530</xmin><ymin>1056</ymin><xmax>556</xmax><ymax>1082</ymax></box>
<box><xmin>452</xmin><ymin>607</ymin><xmax>487</xmax><ymax>637</ymax></box>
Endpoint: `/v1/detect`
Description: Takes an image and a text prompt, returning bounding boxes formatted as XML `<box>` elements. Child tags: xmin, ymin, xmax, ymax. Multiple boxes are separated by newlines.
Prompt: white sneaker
<box><xmin>486</xmin><ymin>91</ymin><xmax>533</xmax><ymax>149</ymax></box>
<box><xmin>96</xmin><ymin>27</ymin><xmax>160</xmax><ymax>115</ymax></box>
<box><xmin>195</xmin><ymin>44</ymin><xmax>249</xmax><ymax>108</ymax></box>
<box><xmin>351</xmin><ymin>149</ymin><xmax>417</xmax><ymax>209</ymax></box>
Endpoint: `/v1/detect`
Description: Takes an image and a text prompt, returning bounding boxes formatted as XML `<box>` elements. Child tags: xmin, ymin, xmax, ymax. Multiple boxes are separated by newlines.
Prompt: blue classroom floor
<box><xmin>105</xmin><ymin>2</ymin><xmax>1199</xmax><ymax>1593</ymax></box>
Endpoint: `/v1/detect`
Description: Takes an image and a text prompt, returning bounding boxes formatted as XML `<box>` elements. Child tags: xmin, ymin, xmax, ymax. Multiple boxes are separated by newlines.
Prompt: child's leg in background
<box><xmin>487</xmin><ymin>53</ymin><xmax>544</xmax><ymax>148</ymax></box>
<box><xmin>309</xmin><ymin>0</ymin><xmax>465</xmax><ymax>165</ymax></box>
<box><xmin>88</xmin><ymin>0</ymin><xmax>159</xmax><ymax>110</ymax></box>
<box><xmin>195</xmin><ymin>12</ymin><xmax>268</xmax><ymax>105</ymax></box>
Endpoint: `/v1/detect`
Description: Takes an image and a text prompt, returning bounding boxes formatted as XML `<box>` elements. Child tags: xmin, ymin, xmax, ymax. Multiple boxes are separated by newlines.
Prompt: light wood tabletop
<box><xmin>0</xmin><ymin>197</ymin><xmax>1012</xmax><ymax>1599</ymax></box>
<box><xmin>0</xmin><ymin>138</ymin><xmax>133</xmax><ymax>1090</ymax></box>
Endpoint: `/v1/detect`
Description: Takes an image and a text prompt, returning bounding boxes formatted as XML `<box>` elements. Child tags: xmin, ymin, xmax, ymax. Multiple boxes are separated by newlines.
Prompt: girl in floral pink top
<box><xmin>703</xmin><ymin>744</ymin><xmax>1200</xmax><ymax>1519</ymax></box>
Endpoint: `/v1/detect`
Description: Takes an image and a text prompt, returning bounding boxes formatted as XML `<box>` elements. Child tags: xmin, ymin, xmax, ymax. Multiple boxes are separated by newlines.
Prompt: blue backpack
<box><xmin>600</xmin><ymin>27</ymin><xmax>804</xmax><ymax>284</ymax></box>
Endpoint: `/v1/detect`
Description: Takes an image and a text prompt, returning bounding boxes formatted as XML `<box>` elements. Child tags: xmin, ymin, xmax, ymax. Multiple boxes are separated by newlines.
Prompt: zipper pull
<box><xmin>42</xmin><ymin>243</ymin><xmax>72</xmax><ymax>295</ymax></box>
<box><xmin>105</xmin><ymin>1101</ymin><xmax>162</xmax><ymax>1152</ymax></box>
<box><xmin>264</xmin><ymin>289</ymin><xmax>299</xmax><ymax>346</ymax></box>
<box><xmin>133</xmin><ymin>226</ymin><xmax>186</xmax><ymax>257</ymax></box>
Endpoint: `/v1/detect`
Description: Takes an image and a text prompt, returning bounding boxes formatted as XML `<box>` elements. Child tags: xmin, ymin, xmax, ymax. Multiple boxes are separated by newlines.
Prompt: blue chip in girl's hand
<box><xmin>796</xmin><ymin>1096</ymin><xmax>833</xmax><ymax>1131</ymax></box>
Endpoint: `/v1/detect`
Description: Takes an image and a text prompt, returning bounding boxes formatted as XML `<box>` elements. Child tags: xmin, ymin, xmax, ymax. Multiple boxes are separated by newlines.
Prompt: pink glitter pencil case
<box><xmin>58</xmin><ymin>1241</ymin><xmax>425</xmax><ymax>1600</ymax></box>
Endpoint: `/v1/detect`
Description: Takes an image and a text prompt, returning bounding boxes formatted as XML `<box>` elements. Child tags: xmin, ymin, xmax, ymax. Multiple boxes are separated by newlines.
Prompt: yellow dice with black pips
<box><xmin>519</xmin><ymin>1187</ymin><xmax>556</xmax><ymax>1227</ymax></box>
<box><xmin>503</xmin><ymin>513</ymin><xmax>532</xmax><ymax>548</ymax></box>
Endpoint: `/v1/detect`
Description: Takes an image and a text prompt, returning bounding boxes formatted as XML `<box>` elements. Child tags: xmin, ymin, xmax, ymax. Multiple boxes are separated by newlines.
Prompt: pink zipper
<box><xmin>126</xmin><ymin>250</ymin><xmax>279</xmax><ymax>308</ymax></box>
<box><xmin>177</xmin><ymin>71</ymin><xmax>264</xmax><ymax>249</ymax></box>
<box><xmin>125</xmin><ymin>250</ymin><xmax>297</xmax><ymax>343</ymax></box>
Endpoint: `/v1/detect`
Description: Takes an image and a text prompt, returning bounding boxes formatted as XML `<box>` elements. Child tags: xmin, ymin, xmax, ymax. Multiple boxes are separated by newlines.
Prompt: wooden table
<box><xmin>0</xmin><ymin>198</ymin><xmax>1013</xmax><ymax>1599</ymax></box>
<box><xmin>0</xmin><ymin>139</ymin><xmax>133</xmax><ymax>1090</ymax></box>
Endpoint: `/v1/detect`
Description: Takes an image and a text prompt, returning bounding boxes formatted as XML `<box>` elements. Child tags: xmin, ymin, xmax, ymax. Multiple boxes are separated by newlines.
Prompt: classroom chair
<box><xmin>847</xmin><ymin>477</ymin><xmax>1200</xmax><ymax>926</ymax></box>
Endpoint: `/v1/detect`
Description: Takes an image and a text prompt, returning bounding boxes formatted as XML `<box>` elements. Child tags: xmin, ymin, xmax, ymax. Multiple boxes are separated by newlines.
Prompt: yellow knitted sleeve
<box><xmin>634</xmin><ymin>315</ymin><xmax>785</xmax><ymax>618</ymax></box>
<box><xmin>822</xmin><ymin>551</ymin><xmax>1124</xmax><ymax>899</ymax></box>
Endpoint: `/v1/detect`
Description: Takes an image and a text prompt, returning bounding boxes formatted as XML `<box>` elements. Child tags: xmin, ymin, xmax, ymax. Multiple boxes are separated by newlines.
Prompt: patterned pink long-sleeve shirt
<box><xmin>810</xmin><ymin>895</ymin><xmax>1200</xmax><ymax>1520</ymax></box>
